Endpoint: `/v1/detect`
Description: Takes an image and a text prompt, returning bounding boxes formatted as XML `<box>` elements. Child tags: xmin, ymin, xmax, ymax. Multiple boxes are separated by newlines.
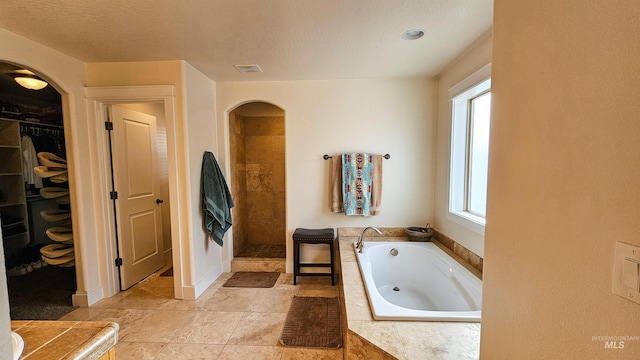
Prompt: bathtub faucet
<box><xmin>356</xmin><ymin>227</ymin><xmax>382</xmax><ymax>253</ymax></box>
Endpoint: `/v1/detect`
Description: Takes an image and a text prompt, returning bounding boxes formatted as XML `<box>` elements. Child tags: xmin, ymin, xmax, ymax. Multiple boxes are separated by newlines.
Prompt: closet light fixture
<box><xmin>11</xmin><ymin>70</ymin><xmax>48</xmax><ymax>90</ymax></box>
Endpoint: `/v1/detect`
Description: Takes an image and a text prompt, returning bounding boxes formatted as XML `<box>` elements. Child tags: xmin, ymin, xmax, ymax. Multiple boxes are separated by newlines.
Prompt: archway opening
<box><xmin>229</xmin><ymin>102</ymin><xmax>286</xmax><ymax>259</ymax></box>
<box><xmin>0</xmin><ymin>61</ymin><xmax>77</xmax><ymax>319</ymax></box>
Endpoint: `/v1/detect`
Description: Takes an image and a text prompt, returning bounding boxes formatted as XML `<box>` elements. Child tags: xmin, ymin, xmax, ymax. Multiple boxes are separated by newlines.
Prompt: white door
<box><xmin>109</xmin><ymin>105</ymin><xmax>164</xmax><ymax>290</ymax></box>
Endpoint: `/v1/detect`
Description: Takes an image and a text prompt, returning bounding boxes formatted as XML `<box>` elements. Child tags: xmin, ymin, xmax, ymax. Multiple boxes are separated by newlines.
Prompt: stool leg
<box><xmin>293</xmin><ymin>241</ymin><xmax>298</xmax><ymax>285</ymax></box>
<box><xmin>330</xmin><ymin>240</ymin><xmax>335</xmax><ymax>286</ymax></box>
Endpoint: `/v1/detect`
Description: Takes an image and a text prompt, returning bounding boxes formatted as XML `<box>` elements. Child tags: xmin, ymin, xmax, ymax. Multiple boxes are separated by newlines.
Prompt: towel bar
<box><xmin>323</xmin><ymin>153</ymin><xmax>390</xmax><ymax>160</ymax></box>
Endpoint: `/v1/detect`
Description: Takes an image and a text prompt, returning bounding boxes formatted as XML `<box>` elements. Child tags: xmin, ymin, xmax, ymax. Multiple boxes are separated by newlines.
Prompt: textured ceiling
<box><xmin>0</xmin><ymin>0</ymin><xmax>493</xmax><ymax>82</ymax></box>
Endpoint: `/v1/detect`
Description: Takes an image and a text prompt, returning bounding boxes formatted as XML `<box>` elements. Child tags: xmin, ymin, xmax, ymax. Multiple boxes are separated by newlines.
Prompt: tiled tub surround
<box><xmin>432</xmin><ymin>229</ymin><xmax>483</xmax><ymax>275</ymax></box>
<box><xmin>338</xmin><ymin>227</ymin><xmax>481</xmax><ymax>359</ymax></box>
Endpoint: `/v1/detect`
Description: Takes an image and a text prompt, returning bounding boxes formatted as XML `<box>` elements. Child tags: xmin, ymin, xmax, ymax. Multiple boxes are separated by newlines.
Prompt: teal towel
<box><xmin>202</xmin><ymin>151</ymin><xmax>234</xmax><ymax>246</ymax></box>
<box><xmin>342</xmin><ymin>153</ymin><xmax>374</xmax><ymax>216</ymax></box>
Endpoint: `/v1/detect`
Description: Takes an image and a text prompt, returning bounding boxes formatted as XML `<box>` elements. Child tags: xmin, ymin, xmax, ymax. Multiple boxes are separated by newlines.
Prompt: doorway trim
<box><xmin>85</xmin><ymin>85</ymin><xmax>184</xmax><ymax>299</ymax></box>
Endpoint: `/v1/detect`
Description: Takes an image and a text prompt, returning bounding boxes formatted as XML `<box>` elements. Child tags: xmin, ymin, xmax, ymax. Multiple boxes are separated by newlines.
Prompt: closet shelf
<box><xmin>2</xmin><ymin>232</ymin><xmax>29</xmax><ymax>249</ymax></box>
<box><xmin>0</xmin><ymin>202</ymin><xmax>26</xmax><ymax>208</ymax></box>
<box><xmin>0</xmin><ymin>116</ymin><xmax>63</xmax><ymax>129</ymax></box>
<box><xmin>3</xmin><ymin>231</ymin><xmax>28</xmax><ymax>240</ymax></box>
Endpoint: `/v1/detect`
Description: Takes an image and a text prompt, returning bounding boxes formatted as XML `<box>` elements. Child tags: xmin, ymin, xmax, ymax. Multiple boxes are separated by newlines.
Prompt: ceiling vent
<box><xmin>234</xmin><ymin>64</ymin><xmax>263</xmax><ymax>73</ymax></box>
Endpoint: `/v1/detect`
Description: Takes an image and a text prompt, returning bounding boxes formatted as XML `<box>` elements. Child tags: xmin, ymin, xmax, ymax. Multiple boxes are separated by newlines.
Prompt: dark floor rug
<box><xmin>280</xmin><ymin>296</ymin><xmax>342</xmax><ymax>349</ymax></box>
<box><xmin>7</xmin><ymin>265</ymin><xmax>78</xmax><ymax>320</ymax></box>
<box><xmin>159</xmin><ymin>267</ymin><xmax>173</xmax><ymax>277</ymax></box>
<box><xmin>222</xmin><ymin>272</ymin><xmax>280</xmax><ymax>288</ymax></box>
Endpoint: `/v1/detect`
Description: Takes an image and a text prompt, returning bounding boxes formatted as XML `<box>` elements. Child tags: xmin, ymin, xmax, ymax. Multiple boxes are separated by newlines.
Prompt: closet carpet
<box><xmin>7</xmin><ymin>264</ymin><xmax>77</xmax><ymax>320</ymax></box>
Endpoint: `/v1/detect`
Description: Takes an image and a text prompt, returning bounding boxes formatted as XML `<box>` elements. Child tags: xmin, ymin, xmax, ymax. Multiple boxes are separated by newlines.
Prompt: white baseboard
<box><xmin>72</xmin><ymin>286</ymin><xmax>104</xmax><ymax>307</ymax></box>
<box><xmin>181</xmin><ymin>263</ymin><xmax>223</xmax><ymax>300</ymax></box>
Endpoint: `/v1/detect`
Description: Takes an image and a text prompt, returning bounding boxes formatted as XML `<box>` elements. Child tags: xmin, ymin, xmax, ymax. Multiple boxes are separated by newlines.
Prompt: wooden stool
<box><xmin>293</xmin><ymin>228</ymin><xmax>335</xmax><ymax>285</ymax></box>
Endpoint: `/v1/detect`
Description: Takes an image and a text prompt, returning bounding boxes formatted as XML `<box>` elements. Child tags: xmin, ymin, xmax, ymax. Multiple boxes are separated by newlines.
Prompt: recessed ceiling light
<box><xmin>402</xmin><ymin>29</ymin><xmax>425</xmax><ymax>40</ymax></box>
<box><xmin>234</xmin><ymin>64</ymin><xmax>263</xmax><ymax>73</ymax></box>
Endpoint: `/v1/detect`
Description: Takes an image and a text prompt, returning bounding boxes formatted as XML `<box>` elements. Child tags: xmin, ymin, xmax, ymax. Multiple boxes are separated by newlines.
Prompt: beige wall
<box><xmin>87</xmin><ymin>61</ymin><xmax>221</xmax><ymax>299</ymax></box>
<box><xmin>216</xmin><ymin>78</ymin><xmax>436</xmax><ymax>270</ymax></box>
<box><xmin>0</xmin><ymin>27</ymin><xmax>104</xmax><ymax>307</ymax></box>
<box><xmin>86</xmin><ymin>61</ymin><xmax>197</xmax><ymax>298</ymax></box>
<box><xmin>182</xmin><ymin>62</ymin><xmax>220</xmax><ymax>296</ymax></box>
<box><xmin>482</xmin><ymin>1</ymin><xmax>640</xmax><ymax>358</ymax></box>
<box><xmin>434</xmin><ymin>33</ymin><xmax>492</xmax><ymax>258</ymax></box>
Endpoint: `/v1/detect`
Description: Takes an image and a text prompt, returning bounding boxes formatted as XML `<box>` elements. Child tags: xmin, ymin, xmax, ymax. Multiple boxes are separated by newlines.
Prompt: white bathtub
<box><xmin>353</xmin><ymin>241</ymin><xmax>482</xmax><ymax>322</ymax></box>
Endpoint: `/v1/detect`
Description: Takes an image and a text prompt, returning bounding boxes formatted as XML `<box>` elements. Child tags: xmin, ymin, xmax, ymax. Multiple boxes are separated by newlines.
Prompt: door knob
<box><xmin>156</xmin><ymin>199</ymin><xmax>164</xmax><ymax>204</ymax></box>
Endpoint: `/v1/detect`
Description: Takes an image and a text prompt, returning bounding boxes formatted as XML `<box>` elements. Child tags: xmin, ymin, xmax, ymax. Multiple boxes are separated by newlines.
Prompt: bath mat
<box><xmin>222</xmin><ymin>272</ymin><xmax>280</xmax><ymax>288</ymax></box>
<box><xmin>280</xmin><ymin>296</ymin><xmax>342</xmax><ymax>349</ymax></box>
<box><xmin>159</xmin><ymin>267</ymin><xmax>173</xmax><ymax>277</ymax></box>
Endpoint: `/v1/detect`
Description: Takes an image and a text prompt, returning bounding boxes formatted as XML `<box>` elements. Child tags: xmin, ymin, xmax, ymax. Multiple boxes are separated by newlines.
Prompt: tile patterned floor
<box><xmin>60</xmin><ymin>268</ymin><xmax>343</xmax><ymax>360</ymax></box>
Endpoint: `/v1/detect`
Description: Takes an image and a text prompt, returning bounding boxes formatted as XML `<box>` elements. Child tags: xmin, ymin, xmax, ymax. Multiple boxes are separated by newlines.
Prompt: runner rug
<box><xmin>280</xmin><ymin>296</ymin><xmax>342</xmax><ymax>349</ymax></box>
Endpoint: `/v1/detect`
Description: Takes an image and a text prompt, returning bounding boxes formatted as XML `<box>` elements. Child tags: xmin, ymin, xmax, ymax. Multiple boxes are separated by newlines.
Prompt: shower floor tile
<box><xmin>236</xmin><ymin>244</ymin><xmax>286</xmax><ymax>258</ymax></box>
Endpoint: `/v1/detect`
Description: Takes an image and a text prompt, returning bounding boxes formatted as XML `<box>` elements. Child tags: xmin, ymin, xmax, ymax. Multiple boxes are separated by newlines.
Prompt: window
<box><xmin>467</xmin><ymin>90</ymin><xmax>491</xmax><ymax>218</ymax></box>
<box><xmin>448</xmin><ymin>64</ymin><xmax>491</xmax><ymax>233</ymax></box>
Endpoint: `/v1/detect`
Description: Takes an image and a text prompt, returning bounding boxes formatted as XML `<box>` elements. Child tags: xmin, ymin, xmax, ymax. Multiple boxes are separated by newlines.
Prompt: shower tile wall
<box><xmin>230</xmin><ymin>113</ymin><xmax>285</xmax><ymax>256</ymax></box>
<box><xmin>244</xmin><ymin>116</ymin><xmax>285</xmax><ymax>246</ymax></box>
<box><xmin>230</xmin><ymin>111</ymin><xmax>248</xmax><ymax>256</ymax></box>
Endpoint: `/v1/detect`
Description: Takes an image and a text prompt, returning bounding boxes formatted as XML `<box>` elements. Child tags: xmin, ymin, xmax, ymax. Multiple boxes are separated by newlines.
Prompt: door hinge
<box><xmin>110</xmin><ymin>191</ymin><xmax>118</xmax><ymax>200</ymax></box>
<box><xmin>105</xmin><ymin>121</ymin><xmax>113</xmax><ymax>131</ymax></box>
<box><xmin>115</xmin><ymin>258</ymin><xmax>123</xmax><ymax>267</ymax></box>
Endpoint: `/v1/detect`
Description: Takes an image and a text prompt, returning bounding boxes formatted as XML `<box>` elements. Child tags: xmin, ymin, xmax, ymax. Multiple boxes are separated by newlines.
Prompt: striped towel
<box><xmin>342</xmin><ymin>153</ymin><xmax>374</xmax><ymax>216</ymax></box>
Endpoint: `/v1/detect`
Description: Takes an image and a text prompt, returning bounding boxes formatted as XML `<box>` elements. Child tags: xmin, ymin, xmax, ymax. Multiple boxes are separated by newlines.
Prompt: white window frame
<box><xmin>448</xmin><ymin>64</ymin><xmax>491</xmax><ymax>235</ymax></box>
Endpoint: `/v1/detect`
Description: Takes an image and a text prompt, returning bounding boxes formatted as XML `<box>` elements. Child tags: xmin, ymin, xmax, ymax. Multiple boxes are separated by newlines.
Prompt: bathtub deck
<box><xmin>338</xmin><ymin>228</ymin><xmax>481</xmax><ymax>360</ymax></box>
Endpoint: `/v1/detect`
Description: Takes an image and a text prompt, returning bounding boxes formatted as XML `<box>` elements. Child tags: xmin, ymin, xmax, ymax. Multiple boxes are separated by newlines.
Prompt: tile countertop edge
<box><xmin>11</xmin><ymin>321</ymin><xmax>119</xmax><ymax>360</ymax></box>
<box><xmin>338</xmin><ymin>230</ymin><xmax>481</xmax><ymax>360</ymax></box>
<box><xmin>65</xmin><ymin>322</ymin><xmax>119</xmax><ymax>360</ymax></box>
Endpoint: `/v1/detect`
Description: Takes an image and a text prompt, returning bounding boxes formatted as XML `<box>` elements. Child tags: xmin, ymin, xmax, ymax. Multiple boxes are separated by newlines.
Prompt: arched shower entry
<box><xmin>228</xmin><ymin>102</ymin><xmax>286</xmax><ymax>261</ymax></box>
